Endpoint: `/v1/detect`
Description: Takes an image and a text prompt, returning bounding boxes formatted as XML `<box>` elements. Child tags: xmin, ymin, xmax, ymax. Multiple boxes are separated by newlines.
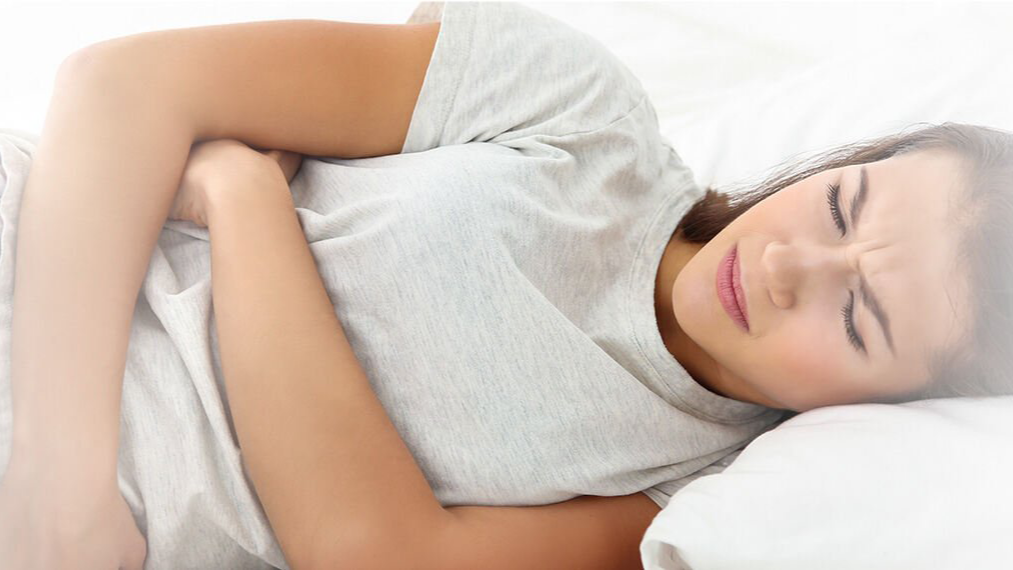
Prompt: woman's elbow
<box><xmin>52</xmin><ymin>42</ymin><xmax>200</xmax><ymax>141</ymax></box>
<box><xmin>56</xmin><ymin>41</ymin><xmax>124</xmax><ymax>89</ymax></box>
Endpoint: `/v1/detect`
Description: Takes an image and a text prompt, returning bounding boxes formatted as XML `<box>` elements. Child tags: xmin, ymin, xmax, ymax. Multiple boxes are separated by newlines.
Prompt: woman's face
<box><xmin>672</xmin><ymin>149</ymin><xmax>969</xmax><ymax>412</ymax></box>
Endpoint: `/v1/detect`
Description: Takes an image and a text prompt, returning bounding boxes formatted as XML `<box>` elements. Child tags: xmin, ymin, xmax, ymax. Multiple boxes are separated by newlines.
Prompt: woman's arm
<box><xmin>3</xmin><ymin>17</ymin><xmax>436</xmax><ymax>567</ymax></box>
<box><xmin>9</xmin><ymin>15</ymin><xmax>439</xmax><ymax>475</ymax></box>
<box><xmin>10</xmin><ymin>10</ymin><xmax>438</xmax><ymax>475</ymax></box>
<box><xmin>9</xmin><ymin>54</ymin><xmax>198</xmax><ymax>482</ymax></box>
<box><xmin>1</xmin><ymin>51</ymin><xmax>196</xmax><ymax>569</ymax></box>
<box><xmin>202</xmin><ymin>149</ymin><xmax>451</xmax><ymax>569</ymax></box>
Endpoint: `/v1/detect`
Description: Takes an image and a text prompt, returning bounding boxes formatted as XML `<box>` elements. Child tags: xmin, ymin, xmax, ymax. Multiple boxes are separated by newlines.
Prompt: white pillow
<box><xmin>641</xmin><ymin>397</ymin><xmax>1013</xmax><ymax>570</ymax></box>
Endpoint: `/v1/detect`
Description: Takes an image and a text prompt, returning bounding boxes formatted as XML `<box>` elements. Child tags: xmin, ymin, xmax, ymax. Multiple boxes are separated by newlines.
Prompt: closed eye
<box><xmin>825</xmin><ymin>182</ymin><xmax>846</xmax><ymax>238</ymax></box>
<box><xmin>842</xmin><ymin>291</ymin><xmax>866</xmax><ymax>353</ymax></box>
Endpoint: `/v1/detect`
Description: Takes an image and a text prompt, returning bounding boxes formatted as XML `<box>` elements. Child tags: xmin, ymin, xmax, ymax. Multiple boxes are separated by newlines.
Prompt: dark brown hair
<box><xmin>674</xmin><ymin>122</ymin><xmax>1013</xmax><ymax>401</ymax></box>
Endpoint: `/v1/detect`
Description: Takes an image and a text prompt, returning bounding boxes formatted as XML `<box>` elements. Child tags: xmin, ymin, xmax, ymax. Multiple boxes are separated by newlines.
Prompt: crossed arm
<box><xmin>202</xmin><ymin>151</ymin><xmax>452</xmax><ymax>568</ymax></box>
<box><xmin>8</xmin><ymin>18</ymin><xmax>659</xmax><ymax>569</ymax></box>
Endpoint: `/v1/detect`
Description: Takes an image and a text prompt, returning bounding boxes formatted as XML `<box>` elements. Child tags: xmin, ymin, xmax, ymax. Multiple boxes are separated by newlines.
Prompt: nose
<box><xmin>761</xmin><ymin>240</ymin><xmax>859</xmax><ymax>309</ymax></box>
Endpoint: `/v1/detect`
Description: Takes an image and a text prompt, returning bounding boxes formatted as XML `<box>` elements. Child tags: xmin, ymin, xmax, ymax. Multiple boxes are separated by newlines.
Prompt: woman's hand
<box><xmin>0</xmin><ymin>461</ymin><xmax>147</xmax><ymax>569</ymax></box>
<box><xmin>169</xmin><ymin>139</ymin><xmax>303</xmax><ymax>228</ymax></box>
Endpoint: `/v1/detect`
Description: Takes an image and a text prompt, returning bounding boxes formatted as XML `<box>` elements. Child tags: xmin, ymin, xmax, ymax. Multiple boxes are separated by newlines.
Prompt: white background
<box><xmin>0</xmin><ymin>0</ymin><xmax>418</xmax><ymax>135</ymax></box>
<box><xmin>6</xmin><ymin>0</ymin><xmax>1005</xmax><ymax>137</ymax></box>
<box><xmin>3</xmin><ymin>0</ymin><xmax>1013</xmax><ymax>189</ymax></box>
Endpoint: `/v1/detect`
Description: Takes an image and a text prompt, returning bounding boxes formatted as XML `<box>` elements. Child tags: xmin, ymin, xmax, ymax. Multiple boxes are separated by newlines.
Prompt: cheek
<box><xmin>774</xmin><ymin>336</ymin><xmax>843</xmax><ymax>380</ymax></box>
<box><xmin>753</xmin><ymin>320</ymin><xmax>857</xmax><ymax>406</ymax></box>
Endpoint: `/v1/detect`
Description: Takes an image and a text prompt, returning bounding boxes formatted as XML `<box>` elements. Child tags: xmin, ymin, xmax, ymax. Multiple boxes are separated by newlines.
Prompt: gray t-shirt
<box><xmin>0</xmin><ymin>2</ymin><xmax>784</xmax><ymax>569</ymax></box>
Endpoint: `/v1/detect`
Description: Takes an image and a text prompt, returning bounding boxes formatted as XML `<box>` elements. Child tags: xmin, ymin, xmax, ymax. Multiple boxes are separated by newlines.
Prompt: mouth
<box><xmin>716</xmin><ymin>244</ymin><xmax>750</xmax><ymax>332</ymax></box>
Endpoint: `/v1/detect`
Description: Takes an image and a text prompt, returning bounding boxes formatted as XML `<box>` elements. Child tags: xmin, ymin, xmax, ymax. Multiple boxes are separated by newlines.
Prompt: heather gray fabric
<box><xmin>0</xmin><ymin>3</ymin><xmax>783</xmax><ymax>568</ymax></box>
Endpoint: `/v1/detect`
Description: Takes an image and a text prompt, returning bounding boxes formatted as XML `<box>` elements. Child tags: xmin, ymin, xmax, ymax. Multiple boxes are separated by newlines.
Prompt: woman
<box><xmin>0</xmin><ymin>2</ymin><xmax>1009</xmax><ymax>569</ymax></box>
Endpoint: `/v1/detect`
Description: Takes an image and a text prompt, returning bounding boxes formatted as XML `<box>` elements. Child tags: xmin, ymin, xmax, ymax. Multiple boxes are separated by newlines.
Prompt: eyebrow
<box><xmin>850</xmin><ymin>165</ymin><xmax>896</xmax><ymax>357</ymax></box>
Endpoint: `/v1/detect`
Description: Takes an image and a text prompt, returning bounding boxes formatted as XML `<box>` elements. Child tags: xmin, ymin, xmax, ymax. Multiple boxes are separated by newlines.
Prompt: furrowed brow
<box><xmin>850</xmin><ymin>165</ymin><xmax>869</xmax><ymax>228</ymax></box>
<box><xmin>859</xmin><ymin>274</ymin><xmax>896</xmax><ymax>356</ymax></box>
<box><xmin>852</xmin><ymin>165</ymin><xmax>896</xmax><ymax>357</ymax></box>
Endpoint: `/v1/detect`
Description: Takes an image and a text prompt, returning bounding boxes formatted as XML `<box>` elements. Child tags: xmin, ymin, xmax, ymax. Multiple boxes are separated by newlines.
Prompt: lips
<box><xmin>716</xmin><ymin>244</ymin><xmax>750</xmax><ymax>332</ymax></box>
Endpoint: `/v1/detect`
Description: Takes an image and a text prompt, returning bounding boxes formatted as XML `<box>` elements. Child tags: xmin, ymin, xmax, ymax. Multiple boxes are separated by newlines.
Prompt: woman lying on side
<box><xmin>0</xmin><ymin>3</ymin><xmax>1010</xmax><ymax>569</ymax></box>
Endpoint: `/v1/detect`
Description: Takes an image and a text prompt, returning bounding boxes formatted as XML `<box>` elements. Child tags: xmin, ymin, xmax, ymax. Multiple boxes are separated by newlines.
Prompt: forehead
<box><xmin>856</xmin><ymin>150</ymin><xmax>970</xmax><ymax>372</ymax></box>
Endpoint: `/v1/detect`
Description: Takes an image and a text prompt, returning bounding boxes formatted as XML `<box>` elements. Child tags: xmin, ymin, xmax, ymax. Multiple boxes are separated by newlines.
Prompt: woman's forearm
<box><xmin>204</xmin><ymin>177</ymin><xmax>450</xmax><ymax>569</ymax></box>
<box><xmin>9</xmin><ymin>56</ymin><xmax>196</xmax><ymax>484</ymax></box>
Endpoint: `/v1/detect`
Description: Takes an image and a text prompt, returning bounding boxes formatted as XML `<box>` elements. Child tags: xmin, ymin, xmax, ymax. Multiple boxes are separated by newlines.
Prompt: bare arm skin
<box><xmin>9</xmin><ymin>55</ymin><xmax>198</xmax><ymax>482</ymax></box>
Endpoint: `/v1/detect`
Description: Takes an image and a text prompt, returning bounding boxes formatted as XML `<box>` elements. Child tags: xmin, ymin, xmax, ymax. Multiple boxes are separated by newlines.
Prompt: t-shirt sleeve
<box><xmin>400</xmin><ymin>1</ymin><xmax>648</xmax><ymax>154</ymax></box>
<box><xmin>641</xmin><ymin>449</ymin><xmax>745</xmax><ymax>510</ymax></box>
